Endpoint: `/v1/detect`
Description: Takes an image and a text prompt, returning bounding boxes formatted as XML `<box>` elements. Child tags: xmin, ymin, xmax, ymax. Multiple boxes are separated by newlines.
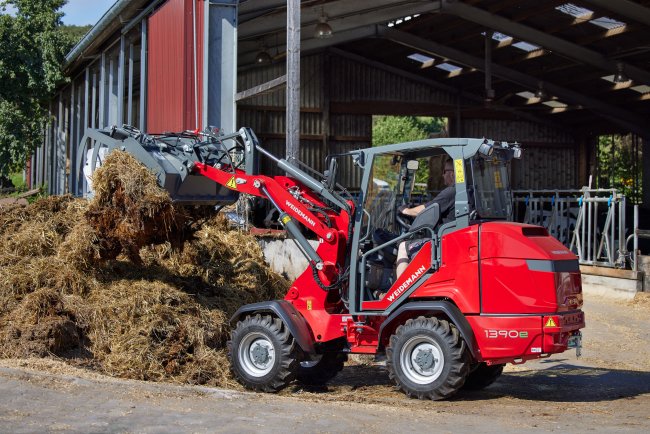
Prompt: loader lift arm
<box><xmin>190</xmin><ymin>128</ymin><xmax>354</xmax><ymax>289</ymax></box>
<box><xmin>193</xmin><ymin>161</ymin><xmax>344</xmax><ymax>268</ymax></box>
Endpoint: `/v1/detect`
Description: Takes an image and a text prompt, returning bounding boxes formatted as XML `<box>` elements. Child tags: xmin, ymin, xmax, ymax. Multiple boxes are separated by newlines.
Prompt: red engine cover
<box><xmin>479</xmin><ymin>222</ymin><xmax>581</xmax><ymax>314</ymax></box>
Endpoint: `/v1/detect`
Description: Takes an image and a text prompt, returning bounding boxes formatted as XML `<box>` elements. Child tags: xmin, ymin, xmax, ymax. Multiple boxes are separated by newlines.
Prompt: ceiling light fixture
<box><xmin>535</xmin><ymin>81</ymin><xmax>547</xmax><ymax>100</ymax></box>
<box><xmin>314</xmin><ymin>7</ymin><xmax>333</xmax><ymax>39</ymax></box>
<box><xmin>613</xmin><ymin>62</ymin><xmax>629</xmax><ymax>83</ymax></box>
<box><xmin>254</xmin><ymin>40</ymin><xmax>272</xmax><ymax>65</ymax></box>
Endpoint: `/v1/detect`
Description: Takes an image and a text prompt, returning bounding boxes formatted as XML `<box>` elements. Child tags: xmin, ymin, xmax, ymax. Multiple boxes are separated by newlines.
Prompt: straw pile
<box><xmin>0</xmin><ymin>151</ymin><xmax>289</xmax><ymax>386</ymax></box>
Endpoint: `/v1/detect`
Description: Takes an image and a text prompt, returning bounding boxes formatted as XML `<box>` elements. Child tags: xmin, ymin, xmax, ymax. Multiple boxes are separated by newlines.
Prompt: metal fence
<box><xmin>513</xmin><ymin>188</ymin><xmax>636</xmax><ymax>269</ymax></box>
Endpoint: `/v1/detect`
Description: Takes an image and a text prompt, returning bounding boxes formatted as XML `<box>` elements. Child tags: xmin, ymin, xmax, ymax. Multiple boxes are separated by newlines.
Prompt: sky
<box><xmin>2</xmin><ymin>0</ymin><xmax>116</xmax><ymax>26</ymax></box>
<box><xmin>60</xmin><ymin>0</ymin><xmax>116</xmax><ymax>26</ymax></box>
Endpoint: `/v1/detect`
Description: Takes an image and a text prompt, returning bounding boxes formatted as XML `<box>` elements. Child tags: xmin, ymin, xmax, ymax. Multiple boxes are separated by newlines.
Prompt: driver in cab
<box><xmin>395</xmin><ymin>158</ymin><xmax>456</xmax><ymax>278</ymax></box>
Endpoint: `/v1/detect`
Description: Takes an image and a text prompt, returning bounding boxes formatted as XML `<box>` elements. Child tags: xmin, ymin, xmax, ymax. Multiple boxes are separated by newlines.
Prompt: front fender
<box><xmin>230</xmin><ymin>300</ymin><xmax>315</xmax><ymax>354</ymax></box>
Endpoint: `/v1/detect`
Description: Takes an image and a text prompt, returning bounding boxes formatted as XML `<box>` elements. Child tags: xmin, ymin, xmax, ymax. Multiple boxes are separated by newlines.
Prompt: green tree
<box><xmin>60</xmin><ymin>24</ymin><xmax>92</xmax><ymax>45</ymax></box>
<box><xmin>372</xmin><ymin>116</ymin><xmax>446</xmax><ymax>188</ymax></box>
<box><xmin>596</xmin><ymin>134</ymin><xmax>643</xmax><ymax>204</ymax></box>
<box><xmin>372</xmin><ymin>116</ymin><xmax>445</xmax><ymax>147</ymax></box>
<box><xmin>0</xmin><ymin>0</ymin><xmax>70</xmax><ymax>176</ymax></box>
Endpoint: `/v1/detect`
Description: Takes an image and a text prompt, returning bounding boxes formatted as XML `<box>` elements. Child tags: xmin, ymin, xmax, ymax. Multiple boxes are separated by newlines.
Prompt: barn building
<box><xmin>25</xmin><ymin>0</ymin><xmax>650</xmax><ymax>270</ymax></box>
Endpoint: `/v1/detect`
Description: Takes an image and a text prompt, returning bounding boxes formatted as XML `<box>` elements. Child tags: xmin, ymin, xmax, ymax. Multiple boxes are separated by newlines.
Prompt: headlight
<box><xmin>479</xmin><ymin>142</ymin><xmax>494</xmax><ymax>156</ymax></box>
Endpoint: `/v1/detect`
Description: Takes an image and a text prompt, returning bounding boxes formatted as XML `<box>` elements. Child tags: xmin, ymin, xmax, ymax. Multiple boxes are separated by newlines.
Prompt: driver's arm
<box><xmin>401</xmin><ymin>186</ymin><xmax>454</xmax><ymax>217</ymax></box>
<box><xmin>401</xmin><ymin>204</ymin><xmax>425</xmax><ymax>217</ymax></box>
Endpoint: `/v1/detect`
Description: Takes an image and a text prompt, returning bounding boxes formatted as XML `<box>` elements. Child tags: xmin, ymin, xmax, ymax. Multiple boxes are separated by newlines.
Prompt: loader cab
<box><xmin>346</xmin><ymin>138</ymin><xmax>519</xmax><ymax>314</ymax></box>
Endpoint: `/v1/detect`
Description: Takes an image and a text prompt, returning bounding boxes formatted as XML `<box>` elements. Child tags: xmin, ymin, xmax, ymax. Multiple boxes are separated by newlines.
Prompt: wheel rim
<box><xmin>399</xmin><ymin>335</ymin><xmax>444</xmax><ymax>385</ymax></box>
<box><xmin>238</xmin><ymin>332</ymin><xmax>276</xmax><ymax>377</ymax></box>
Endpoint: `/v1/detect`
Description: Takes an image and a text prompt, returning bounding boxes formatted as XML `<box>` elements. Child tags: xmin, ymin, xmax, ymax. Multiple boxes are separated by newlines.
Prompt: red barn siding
<box><xmin>147</xmin><ymin>0</ymin><xmax>203</xmax><ymax>133</ymax></box>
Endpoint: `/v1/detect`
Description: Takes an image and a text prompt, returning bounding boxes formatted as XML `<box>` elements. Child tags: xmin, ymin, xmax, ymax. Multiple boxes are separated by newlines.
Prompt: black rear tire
<box><xmin>297</xmin><ymin>353</ymin><xmax>347</xmax><ymax>385</ymax></box>
<box><xmin>387</xmin><ymin>316</ymin><xmax>469</xmax><ymax>400</ymax></box>
<box><xmin>227</xmin><ymin>314</ymin><xmax>300</xmax><ymax>392</ymax></box>
<box><xmin>462</xmin><ymin>362</ymin><xmax>504</xmax><ymax>390</ymax></box>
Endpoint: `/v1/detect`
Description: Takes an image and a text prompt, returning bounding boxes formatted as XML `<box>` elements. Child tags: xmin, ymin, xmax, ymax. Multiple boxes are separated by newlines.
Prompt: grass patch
<box><xmin>10</xmin><ymin>173</ymin><xmax>25</xmax><ymax>190</ymax></box>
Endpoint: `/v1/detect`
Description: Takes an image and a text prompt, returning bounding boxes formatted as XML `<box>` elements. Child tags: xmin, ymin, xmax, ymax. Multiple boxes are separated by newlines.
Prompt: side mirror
<box><xmin>323</xmin><ymin>157</ymin><xmax>338</xmax><ymax>190</ymax></box>
<box><xmin>406</xmin><ymin>159</ymin><xmax>419</xmax><ymax>171</ymax></box>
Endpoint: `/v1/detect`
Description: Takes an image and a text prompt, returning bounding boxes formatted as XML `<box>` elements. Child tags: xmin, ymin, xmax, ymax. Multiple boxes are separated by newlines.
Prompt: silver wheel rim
<box><xmin>239</xmin><ymin>332</ymin><xmax>276</xmax><ymax>377</ymax></box>
<box><xmin>400</xmin><ymin>335</ymin><xmax>444</xmax><ymax>385</ymax></box>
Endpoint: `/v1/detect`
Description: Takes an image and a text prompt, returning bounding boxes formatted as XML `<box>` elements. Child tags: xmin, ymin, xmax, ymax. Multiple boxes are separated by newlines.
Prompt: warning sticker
<box><xmin>545</xmin><ymin>318</ymin><xmax>557</xmax><ymax>328</ymax></box>
<box><xmin>307</xmin><ymin>300</ymin><xmax>312</xmax><ymax>311</ymax></box>
<box><xmin>494</xmin><ymin>171</ymin><xmax>503</xmax><ymax>188</ymax></box>
<box><xmin>454</xmin><ymin>159</ymin><xmax>465</xmax><ymax>184</ymax></box>
<box><xmin>226</xmin><ymin>177</ymin><xmax>237</xmax><ymax>190</ymax></box>
<box><xmin>281</xmin><ymin>215</ymin><xmax>292</xmax><ymax>225</ymax></box>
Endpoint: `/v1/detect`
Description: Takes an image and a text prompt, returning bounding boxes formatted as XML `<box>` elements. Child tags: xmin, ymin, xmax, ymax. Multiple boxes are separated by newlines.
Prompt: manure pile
<box><xmin>0</xmin><ymin>151</ymin><xmax>288</xmax><ymax>387</ymax></box>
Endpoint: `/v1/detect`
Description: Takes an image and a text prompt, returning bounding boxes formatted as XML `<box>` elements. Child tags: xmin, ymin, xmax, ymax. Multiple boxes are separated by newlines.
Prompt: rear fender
<box><xmin>377</xmin><ymin>301</ymin><xmax>479</xmax><ymax>359</ymax></box>
<box><xmin>230</xmin><ymin>300</ymin><xmax>315</xmax><ymax>354</ymax></box>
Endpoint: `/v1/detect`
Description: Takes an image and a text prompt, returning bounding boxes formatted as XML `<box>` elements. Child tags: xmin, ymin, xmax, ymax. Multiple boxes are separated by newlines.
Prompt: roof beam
<box><xmin>238</xmin><ymin>25</ymin><xmax>380</xmax><ymax>66</ymax></box>
<box><xmin>328</xmin><ymin>48</ymin><xmax>565</xmax><ymax>128</ymax></box>
<box><xmin>582</xmin><ymin>0</ymin><xmax>650</xmax><ymax>27</ymax></box>
<box><xmin>439</xmin><ymin>0</ymin><xmax>650</xmax><ymax>85</ymax></box>
<box><xmin>238</xmin><ymin>0</ymin><xmax>443</xmax><ymax>40</ymax></box>
<box><xmin>379</xmin><ymin>26</ymin><xmax>649</xmax><ymax>137</ymax></box>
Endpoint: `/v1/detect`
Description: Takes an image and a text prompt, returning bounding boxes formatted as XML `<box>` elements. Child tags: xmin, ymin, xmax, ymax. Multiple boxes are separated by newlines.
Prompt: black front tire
<box><xmin>387</xmin><ymin>316</ymin><xmax>469</xmax><ymax>400</ymax></box>
<box><xmin>227</xmin><ymin>314</ymin><xmax>300</xmax><ymax>392</ymax></box>
<box><xmin>297</xmin><ymin>353</ymin><xmax>347</xmax><ymax>385</ymax></box>
<box><xmin>462</xmin><ymin>362</ymin><xmax>504</xmax><ymax>390</ymax></box>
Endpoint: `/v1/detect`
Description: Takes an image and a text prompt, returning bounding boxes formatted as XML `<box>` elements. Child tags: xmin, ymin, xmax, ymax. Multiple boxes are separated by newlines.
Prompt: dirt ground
<box><xmin>0</xmin><ymin>292</ymin><xmax>649</xmax><ymax>433</ymax></box>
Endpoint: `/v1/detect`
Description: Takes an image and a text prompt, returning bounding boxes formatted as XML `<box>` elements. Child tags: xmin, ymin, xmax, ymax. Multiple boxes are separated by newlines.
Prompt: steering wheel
<box><xmin>395</xmin><ymin>212</ymin><xmax>413</xmax><ymax>231</ymax></box>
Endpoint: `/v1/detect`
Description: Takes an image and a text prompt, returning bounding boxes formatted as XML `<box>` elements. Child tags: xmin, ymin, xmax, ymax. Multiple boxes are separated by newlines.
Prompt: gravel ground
<box><xmin>0</xmin><ymin>293</ymin><xmax>648</xmax><ymax>433</ymax></box>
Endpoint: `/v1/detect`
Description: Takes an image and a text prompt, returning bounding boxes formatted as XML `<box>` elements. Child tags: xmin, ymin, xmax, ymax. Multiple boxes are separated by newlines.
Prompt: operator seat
<box><xmin>408</xmin><ymin>202</ymin><xmax>440</xmax><ymax>234</ymax></box>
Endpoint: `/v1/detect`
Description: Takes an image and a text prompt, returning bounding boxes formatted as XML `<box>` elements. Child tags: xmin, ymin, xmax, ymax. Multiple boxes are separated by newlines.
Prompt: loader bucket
<box><xmin>76</xmin><ymin>127</ymin><xmax>239</xmax><ymax>206</ymax></box>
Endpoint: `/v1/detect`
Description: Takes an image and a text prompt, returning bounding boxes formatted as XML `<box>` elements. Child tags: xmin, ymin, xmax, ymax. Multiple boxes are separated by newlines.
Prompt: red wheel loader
<box><xmin>80</xmin><ymin>126</ymin><xmax>585</xmax><ymax>400</ymax></box>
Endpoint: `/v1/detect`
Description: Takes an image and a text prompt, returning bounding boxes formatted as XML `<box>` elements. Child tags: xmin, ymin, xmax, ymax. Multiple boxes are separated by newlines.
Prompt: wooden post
<box><xmin>286</xmin><ymin>0</ymin><xmax>300</xmax><ymax>161</ymax></box>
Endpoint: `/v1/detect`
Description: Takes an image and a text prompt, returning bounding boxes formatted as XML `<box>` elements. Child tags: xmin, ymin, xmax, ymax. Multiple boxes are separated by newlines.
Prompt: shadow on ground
<box><xmin>463</xmin><ymin>363</ymin><xmax>650</xmax><ymax>402</ymax></box>
<box><xmin>293</xmin><ymin>363</ymin><xmax>650</xmax><ymax>403</ymax></box>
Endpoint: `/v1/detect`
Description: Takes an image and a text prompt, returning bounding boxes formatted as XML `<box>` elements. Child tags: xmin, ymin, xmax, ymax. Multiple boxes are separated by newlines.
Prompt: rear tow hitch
<box><xmin>568</xmin><ymin>331</ymin><xmax>582</xmax><ymax>358</ymax></box>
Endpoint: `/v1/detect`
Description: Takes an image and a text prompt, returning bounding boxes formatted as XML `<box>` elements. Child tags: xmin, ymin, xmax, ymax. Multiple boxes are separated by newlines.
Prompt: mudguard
<box><xmin>230</xmin><ymin>300</ymin><xmax>315</xmax><ymax>354</ymax></box>
<box><xmin>377</xmin><ymin>300</ymin><xmax>479</xmax><ymax>359</ymax></box>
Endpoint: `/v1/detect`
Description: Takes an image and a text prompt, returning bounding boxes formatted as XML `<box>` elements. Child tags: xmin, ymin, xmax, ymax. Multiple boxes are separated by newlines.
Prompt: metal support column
<box><xmin>286</xmin><ymin>0</ymin><xmax>300</xmax><ymax>160</ymax></box>
<box><xmin>82</xmin><ymin>67</ymin><xmax>90</xmax><ymax>196</ymax></box>
<box><xmin>69</xmin><ymin>83</ymin><xmax>76</xmax><ymax>194</ymax></box>
<box><xmin>140</xmin><ymin>19</ymin><xmax>147</xmax><ymax>132</ymax></box>
<box><xmin>84</xmin><ymin>68</ymin><xmax>90</xmax><ymax>133</ymax></box>
<box><xmin>203</xmin><ymin>0</ymin><xmax>238</xmax><ymax>133</ymax></box>
<box><xmin>117</xmin><ymin>35</ymin><xmax>126</xmax><ymax>125</ymax></box>
<box><xmin>48</xmin><ymin>101</ymin><xmax>54</xmax><ymax>192</ymax></box>
<box><xmin>641</xmin><ymin>137</ymin><xmax>650</xmax><ymax>210</ymax></box>
<box><xmin>108</xmin><ymin>55</ymin><xmax>117</xmax><ymax>126</ymax></box>
<box><xmin>484</xmin><ymin>31</ymin><xmax>494</xmax><ymax>101</ymax></box>
<box><xmin>46</xmin><ymin>102</ymin><xmax>52</xmax><ymax>192</ymax></box>
<box><xmin>99</xmin><ymin>53</ymin><xmax>106</xmax><ymax>128</ymax></box>
<box><xmin>56</xmin><ymin>94</ymin><xmax>65</xmax><ymax>195</ymax></box>
<box><xmin>128</xmin><ymin>42</ymin><xmax>134</xmax><ymax>126</ymax></box>
<box><xmin>92</xmin><ymin>72</ymin><xmax>98</xmax><ymax>129</ymax></box>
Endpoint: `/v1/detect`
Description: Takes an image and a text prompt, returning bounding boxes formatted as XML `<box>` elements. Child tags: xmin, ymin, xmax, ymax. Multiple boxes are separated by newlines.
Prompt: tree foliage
<box><xmin>372</xmin><ymin>115</ymin><xmax>445</xmax><ymax>148</ymax></box>
<box><xmin>372</xmin><ymin>116</ymin><xmax>446</xmax><ymax>188</ymax></box>
<box><xmin>0</xmin><ymin>0</ymin><xmax>70</xmax><ymax>175</ymax></box>
<box><xmin>596</xmin><ymin>134</ymin><xmax>643</xmax><ymax>204</ymax></box>
<box><xmin>60</xmin><ymin>24</ymin><xmax>92</xmax><ymax>45</ymax></box>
